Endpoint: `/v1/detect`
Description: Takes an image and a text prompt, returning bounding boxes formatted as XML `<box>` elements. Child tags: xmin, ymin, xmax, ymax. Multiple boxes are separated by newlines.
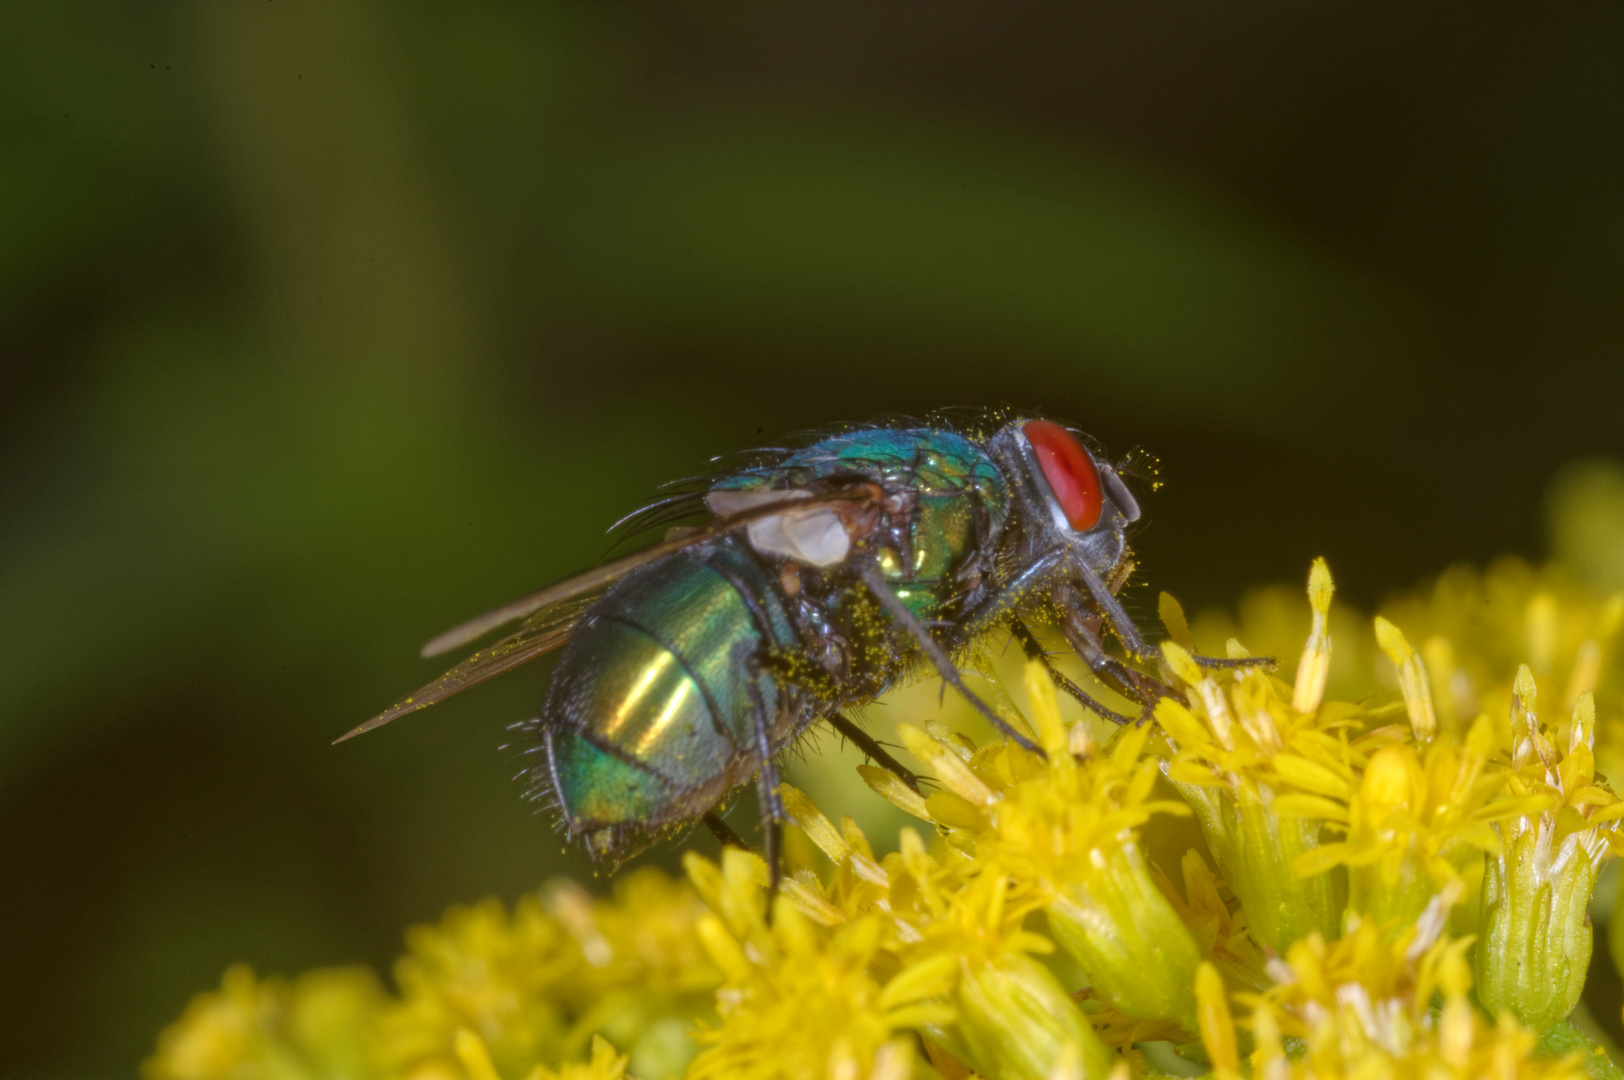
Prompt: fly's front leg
<box><xmin>1071</xmin><ymin>558</ymin><xmax>1277</xmax><ymax>674</ymax></box>
<box><xmin>1071</xmin><ymin>557</ymin><xmax>1156</xmax><ymax>661</ymax></box>
<box><xmin>1180</xmin><ymin>652</ymin><xmax>1278</xmax><ymax>673</ymax></box>
<box><xmin>1058</xmin><ymin>604</ymin><xmax>1178</xmax><ymax>722</ymax></box>
<box><xmin>1008</xmin><ymin>618</ymin><xmax>1133</xmax><ymax>726</ymax></box>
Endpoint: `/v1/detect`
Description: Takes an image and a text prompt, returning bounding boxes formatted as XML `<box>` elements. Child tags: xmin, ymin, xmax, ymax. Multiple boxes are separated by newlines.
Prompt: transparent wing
<box><xmin>417</xmin><ymin>486</ymin><xmax>880</xmax><ymax>658</ymax></box>
<box><xmin>334</xmin><ymin>595</ymin><xmax>597</xmax><ymax>743</ymax></box>
<box><xmin>338</xmin><ymin>484</ymin><xmax>880</xmax><ymax>743</ymax></box>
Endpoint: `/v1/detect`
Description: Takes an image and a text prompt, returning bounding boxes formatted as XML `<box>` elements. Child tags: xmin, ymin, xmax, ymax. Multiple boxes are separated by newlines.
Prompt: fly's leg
<box><xmin>1058</xmin><ymin>604</ymin><xmax>1179</xmax><ymax>722</ymax></box>
<box><xmin>703</xmin><ymin>812</ymin><xmax>747</xmax><ymax>850</ymax></box>
<box><xmin>956</xmin><ymin>547</ymin><xmax>1071</xmax><ymax>637</ymax></box>
<box><xmin>1182</xmin><ymin>652</ymin><xmax>1278</xmax><ymax>672</ymax></box>
<box><xmin>1007</xmin><ymin>618</ymin><xmax>1134</xmax><ymax>726</ymax></box>
<box><xmin>1071</xmin><ymin>557</ymin><xmax>1157</xmax><ymax>660</ymax></box>
<box><xmin>1071</xmin><ymin>557</ymin><xmax>1277</xmax><ymax>674</ymax></box>
<box><xmin>825</xmin><ymin>711</ymin><xmax>923</xmax><ymax>793</ymax></box>
<box><xmin>855</xmin><ymin>562</ymin><xmax>1045</xmax><ymax>757</ymax></box>
<box><xmin>741</xmin><ymin>657</ymin><xmax>786</xmax><ymax>914</ymax></box>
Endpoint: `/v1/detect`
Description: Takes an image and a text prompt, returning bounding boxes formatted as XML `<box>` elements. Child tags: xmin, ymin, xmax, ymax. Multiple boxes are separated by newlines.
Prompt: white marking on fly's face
<box><xmin>705</xmin><ymin>488</ymin><xmax>852</xmax><ymax>568</ymax></box>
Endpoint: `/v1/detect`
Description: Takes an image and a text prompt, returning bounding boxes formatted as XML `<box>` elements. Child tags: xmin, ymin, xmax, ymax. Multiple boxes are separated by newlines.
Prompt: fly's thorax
<box><xmin>528</xmin><ymin>538</ymin><xmax>804</xmax><ymax>858</ymax></box>
<box><xmin>693</xmin><ymin>427</ymin><xmax>1021</xmax><ymax>704</ymax></box>
<box><xmin>709</xmin><ymin>426</ymin><xmax>1013</xmax><ymax>613</ymax></box>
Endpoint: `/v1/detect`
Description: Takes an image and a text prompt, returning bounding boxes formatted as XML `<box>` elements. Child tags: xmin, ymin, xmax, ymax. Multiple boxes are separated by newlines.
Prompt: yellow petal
<box><xmin>1273</xmin><ymin>794</ymin><xmax>1352</xmax><ymax>821</ymax></box>
<box><xmin>857</xmin><ymin>764</ymin><xmax>932</xmax><ymax>822</ymax></box>
<box><xmin>1270</xmin><ymin>753</ymin><xmax>1352</xmax><ymax>799</ymax></box>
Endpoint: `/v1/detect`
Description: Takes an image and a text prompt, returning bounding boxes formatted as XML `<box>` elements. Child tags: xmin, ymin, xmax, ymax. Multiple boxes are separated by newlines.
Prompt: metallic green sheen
<box><xmin>555</xmin><ymin>618</ymin><xmax>734</xmax><ymax>784</ymax></box>
<box><xmin>547</xmin><ymin>727</ymin><xmax>671</xmax><ymax>825</ymax></box>
<box><xmin>715</xmin><ymin>428</ymin><xmax>1009</xmax><ymax>617</ymax></box>
<box><xmin>541</xmin><ymin>542</ymin><xmax>798</xmax><ymax>829</ymax></box>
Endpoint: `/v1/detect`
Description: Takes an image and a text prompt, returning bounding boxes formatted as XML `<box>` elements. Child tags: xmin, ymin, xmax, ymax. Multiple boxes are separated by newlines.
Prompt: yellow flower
<box><xmin>1377</xmin><ymin>560</ymin><xmax>1624</xmax><ymax>746</ymax></box>
<box><xmin>1287</xmin><ymin>692</ymin><xmax>1540</xmax><ymax>928</ymax></box>
<box><xmin>145</xmin><ymin>964</ymin><xmax>384</xmax><ymax>1080</ymax></box>
<box><xmin>738</xmin><ymin>785</ymin><xmax>1120</xmax><ymax>1080</ymax></box>
<box><xmin>1149</xmin><ymin>848</ymin><xmax>1266</xmax><ymax>995</ymax></box>
<box><xmin>924</xmin><ymin>873</ymin><xmax>1116</xmax><ymax>1080</ymax></box>
<box><xmin>1195</xmin><ymin>902</ymin><xmax>1588</xmax><ymax>1080</ymax></box>
<box><xmin>151</xmin><ymin>531</ymin><xmax>1624</xmax><ymax>1080</ymax></box>
<box><xmin>377</xmin><ymin>894</ymin><xmax>576</xmax><ymax>1077</ymax></box>
<box><xmin>853</xmin><ymin>659</ymin><xmax>1202</xmax><ymax>1030</ymax></box>
<box><xmin>1153</xmin><ymin>559</ymin><xmax>1353</xmax><ymax>951</ymax></box>
<box><xmin>379</xmin><ymin>871</ymin><xmax>719</xmax><ymax>1080</ymax></box>
<box><xmin>681</xmin><ymin>847</ymin><xmax>957</xmax><ymax>1080</ymax></box>
<box><xmin>1477</xmin><ymin>668</ymin><xmax>1624</xmax><ymax>1031</ymax></box>
<box><xmin>454</xmin><ymin>1031</ymin><xmax>636</xmax><ymax>1080</ymax></box>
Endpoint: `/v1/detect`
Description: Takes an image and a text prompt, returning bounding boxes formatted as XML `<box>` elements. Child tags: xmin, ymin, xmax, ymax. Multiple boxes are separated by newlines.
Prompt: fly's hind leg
<box><xmin>1007</xmin><ymin>618</ymin><xmax>1134</xmax><ymax>726</ymax></box>
<box><xmin>825</xmin><ymin>711</ymin><xmax>923</xmax><ymax>793</ymax></box>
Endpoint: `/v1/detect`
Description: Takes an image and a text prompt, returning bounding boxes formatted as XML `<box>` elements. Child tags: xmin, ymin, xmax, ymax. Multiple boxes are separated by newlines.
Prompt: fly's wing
<box><xmin>338</xmin><ymin>484</ymin><xmax>880</xmax><ymax>743</ymax></box>
<box><xmin>334</xmin><ymin>595</ymin><xmax>597</xmax><ymax>743</ymax></box>
<box><xmin>417</xmin><ymin>486</ymin><xmax>879</xmax><ymax>658</ymax></box>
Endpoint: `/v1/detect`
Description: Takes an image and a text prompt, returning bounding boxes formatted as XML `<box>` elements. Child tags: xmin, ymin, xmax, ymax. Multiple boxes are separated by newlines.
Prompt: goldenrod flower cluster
<box><xmin>149</xmin><ymin>872</ymin><xmax>718</xmax><ymax>1080</ymax></box>
<box><xmin>150</xmin><ymin>552</ymin><xmax>1624</xmax><ymax>1080</ymax></box>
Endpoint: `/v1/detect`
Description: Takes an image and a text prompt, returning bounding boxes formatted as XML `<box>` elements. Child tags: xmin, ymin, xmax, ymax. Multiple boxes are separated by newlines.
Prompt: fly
<box><xmin>342</xmin><ymin>414</ymin><xmax>1266</xmax><ymax>890</ymax></box>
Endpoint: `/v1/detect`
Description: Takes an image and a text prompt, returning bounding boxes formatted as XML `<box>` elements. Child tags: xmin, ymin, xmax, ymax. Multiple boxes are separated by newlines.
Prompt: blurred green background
<box><xmin>4</xmin><ymin>0</ymin><xmax>1624</xmax><ymax>1074</ymax></box>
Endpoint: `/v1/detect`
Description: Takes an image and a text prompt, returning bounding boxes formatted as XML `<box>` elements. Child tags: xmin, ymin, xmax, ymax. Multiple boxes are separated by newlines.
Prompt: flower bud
<box><xmin>1177</xmin><ymin>776</ymin><xmax>1341</xmax><ymax>953</ymax></box>
<box><xmin>1042</xmin><ymin>842</ymin><xmax>1201</xmax><ymax>1028</ymax></box>
<box><xmin>1476</xmin><ymin>682</ymin><xmax>1618</xmax><ymax>1032</ymax></box>
<box><xmin>1475</xmin><ymin>823</ymin><xmax>1598</xmax><ymax>1032</ymax></box>
<box><xmin>1342</xmin><ymin>744</ymin><xmax>1439</xmax><ymax>928</ymax></box>
<box><xmin>955</xmin><ymin>952</ymin><xmax>1117</xmax><ymax>1080</ymax></box>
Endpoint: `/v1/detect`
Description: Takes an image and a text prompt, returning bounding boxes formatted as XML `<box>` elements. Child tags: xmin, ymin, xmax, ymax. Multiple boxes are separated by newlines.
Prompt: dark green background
<box><xmin>4</xmin><ymin>1</ymin><xmax>1624</xmax><ymax>1074</ymax></box>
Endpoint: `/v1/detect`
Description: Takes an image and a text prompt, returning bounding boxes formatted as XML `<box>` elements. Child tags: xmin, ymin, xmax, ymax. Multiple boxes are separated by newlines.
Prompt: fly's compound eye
<box><xmin>1022</xmin><ymin>419</ymin><xmax>1105</xmax><ymax>531</ymax></box>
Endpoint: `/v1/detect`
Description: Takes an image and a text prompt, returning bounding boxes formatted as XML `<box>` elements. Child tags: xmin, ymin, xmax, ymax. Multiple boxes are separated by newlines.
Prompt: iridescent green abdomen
<box><xmin>541</xmin><ymin>540</ymin><xmax>799</xmax><ymax>854</ymax></box>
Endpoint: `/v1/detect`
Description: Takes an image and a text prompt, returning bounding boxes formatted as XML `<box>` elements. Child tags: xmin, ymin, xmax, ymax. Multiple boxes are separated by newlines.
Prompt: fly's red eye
<box><xmin>1023</xmin><ymin>419</ymin><xmax>1104</xmax><ymax>531</ymax></box>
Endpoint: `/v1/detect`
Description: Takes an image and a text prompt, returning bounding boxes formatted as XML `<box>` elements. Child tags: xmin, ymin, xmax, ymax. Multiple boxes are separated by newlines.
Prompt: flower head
<box><xmin>1288</xmin><ymin>683</ymin><xmax>1541</xmax><ymax>929</ymax></box>
<box><xmin>854</xmin><ymin>660</ymin><xmax>1204</xmax><ymax>1030</ymax></box>
<box><xmin>145</xmin><ymin>965</ymin><xmax>385</xmax><ymax>1080</ymax></box>
<box><xmin>378</xmin><ymin>871</ymin><xmax>718</xmax><ymax>1080</ymax></box>
<box><xmin>1477</xmin><ymin>668</ymin><xmax>1624</xmax><ymax>1030</ymax></box>
<box><xmin>1196</xmin><ymin>901</ymin><xmax>1588</xmax><ymax>1080</ymax></box>
<box><xmin>1152</xmin><ymin>560</ymin><xmax>1357</xmax><ymax>951</ymax></box>
<box><xmin>683</xmin><ymin>848</ymin><xmax>950</xmax><ymax>1080</ymax></box>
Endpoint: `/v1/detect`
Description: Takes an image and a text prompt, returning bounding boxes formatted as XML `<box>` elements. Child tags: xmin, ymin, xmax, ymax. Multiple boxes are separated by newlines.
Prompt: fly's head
<box><xmin>988</xmin><ymin>418</ymin><xmax>1142</xmax><ymax>578</ymax></box>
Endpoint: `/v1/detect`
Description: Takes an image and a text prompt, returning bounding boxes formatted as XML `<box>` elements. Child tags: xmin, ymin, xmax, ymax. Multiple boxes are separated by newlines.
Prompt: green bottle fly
<box><xmin>348</xmin><ymin>415</ymin><xmax>1255</xmax><ymax>880</ymax></box>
